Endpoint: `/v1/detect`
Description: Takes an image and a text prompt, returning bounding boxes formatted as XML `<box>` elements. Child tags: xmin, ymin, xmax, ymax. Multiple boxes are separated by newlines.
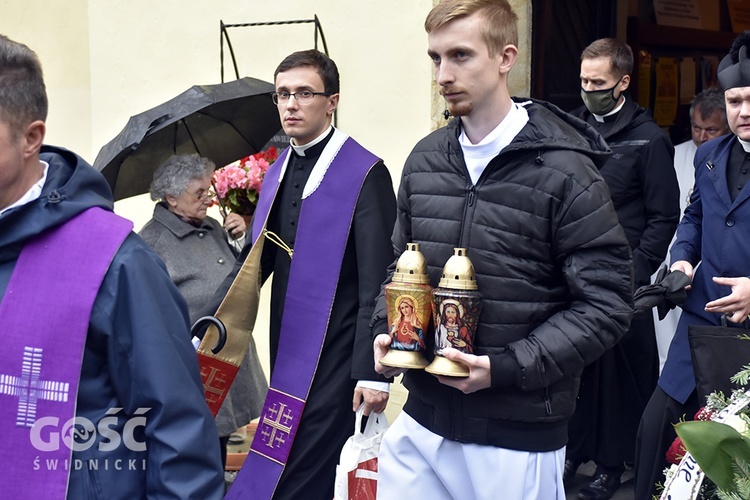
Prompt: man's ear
<box><xmin>22</xmin><ymin>120</ymin><xmax>45</xmax><ymax>159</ymax></box>
<box><xmin>498</xmin><ymin>44</ymin><xmax>519</xmax><ymax>76</ymax></box>
<box><xmin>327</xmin><ymin>93</ymin><xmax>339</xmax><ymax>117</ymax></box>
<box><xmin>619</xmin><ymin>74</ymin><xmax>631</xmax><ymax>92</ymax></box>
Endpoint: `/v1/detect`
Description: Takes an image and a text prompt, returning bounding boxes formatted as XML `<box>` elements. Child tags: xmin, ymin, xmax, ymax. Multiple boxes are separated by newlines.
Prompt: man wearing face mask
<box><xmin>565</xmin><ymin>38</ymin><xmax>680</xmax><ymax>500</ymax></box>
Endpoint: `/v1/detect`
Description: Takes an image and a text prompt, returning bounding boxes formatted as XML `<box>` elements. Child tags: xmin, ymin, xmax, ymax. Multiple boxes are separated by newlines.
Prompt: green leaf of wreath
<box><xmin>676</xmin><ymin>420</ymin><xmax>750</xmax><ymax>492</ymax></box>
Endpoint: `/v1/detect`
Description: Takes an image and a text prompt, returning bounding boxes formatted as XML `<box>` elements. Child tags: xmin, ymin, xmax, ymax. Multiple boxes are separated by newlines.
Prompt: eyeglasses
<box><xmin>271</xmin><ymin>90</ymin><xmax>334</xmax><ymax>105</ymax></box>
<box><xmin>190</xmin><ymin>188</ymin><xmax>215</xmax><ymax>201</ymax></box>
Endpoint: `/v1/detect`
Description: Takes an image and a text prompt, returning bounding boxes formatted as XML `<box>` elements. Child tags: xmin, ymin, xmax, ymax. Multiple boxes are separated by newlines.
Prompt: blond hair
<box><xmin>425</xmin><ymin>0</ymin><xmax>518</xmax><ymax>58</ymax></box>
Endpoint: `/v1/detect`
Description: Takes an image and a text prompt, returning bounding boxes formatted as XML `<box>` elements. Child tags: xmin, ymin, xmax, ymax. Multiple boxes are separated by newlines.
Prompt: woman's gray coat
<box><xmin>140</xmin><ymin>203</ymin><xmax>267</xmax><ymax>436</ymax></box>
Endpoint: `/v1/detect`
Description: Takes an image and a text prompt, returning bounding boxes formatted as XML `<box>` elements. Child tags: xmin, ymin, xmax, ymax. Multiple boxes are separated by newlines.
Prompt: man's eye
<box><xmin>279</xmin><ymin>92</ymin><xmax>291</xmax><ymax>99</ymax></box>
<box><xmin>298</xmin><ymin>91</ymin><xmax>314</xmax><ymax>98</ymax></box>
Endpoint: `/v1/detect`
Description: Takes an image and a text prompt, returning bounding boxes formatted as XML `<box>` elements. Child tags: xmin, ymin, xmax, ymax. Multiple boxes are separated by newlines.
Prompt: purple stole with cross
<box><xmin>0</xmin><ymin>207</ymin><xmax>132</xmax><ymax>499</ymax></box>
<box><xmin>225</xmin><ymin>130</ymin><xmax>380</xmax><ymax>499</ymax></box>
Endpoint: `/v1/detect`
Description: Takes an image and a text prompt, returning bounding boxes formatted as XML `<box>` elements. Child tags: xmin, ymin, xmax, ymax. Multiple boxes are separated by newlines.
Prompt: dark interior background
<box><xmin>530</xmin><ymin>0</ymin><xmax>737</xmax><ymax>145</ymax></box>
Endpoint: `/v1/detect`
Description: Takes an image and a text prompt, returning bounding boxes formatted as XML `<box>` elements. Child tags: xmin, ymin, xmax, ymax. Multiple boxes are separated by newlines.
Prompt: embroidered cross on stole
<box><xmin>0</xmin><ymin>208</ymin><xmax>132</xmax><ymax>499</ymax></box>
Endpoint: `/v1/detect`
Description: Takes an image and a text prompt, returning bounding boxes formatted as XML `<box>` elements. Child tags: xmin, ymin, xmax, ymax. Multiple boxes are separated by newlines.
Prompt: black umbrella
<box><xmin>93</xmin><ymin>76</ymin><xmax>282</xmax><ymax>201</ymax></box>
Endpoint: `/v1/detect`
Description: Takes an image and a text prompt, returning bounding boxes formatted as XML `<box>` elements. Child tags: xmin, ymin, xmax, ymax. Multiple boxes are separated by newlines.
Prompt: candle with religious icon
<box><xmin>425</xmin><ymin>247</ymin><xmax>483</xmax><ymax>377</ymax></box>
<box><xmin>380</xmin><ymin>243</ymin><xmax>432</xmax><ymax>369</ymax></box>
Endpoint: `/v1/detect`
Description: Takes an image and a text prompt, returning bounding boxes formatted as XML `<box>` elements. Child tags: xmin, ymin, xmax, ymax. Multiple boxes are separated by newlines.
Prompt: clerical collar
<box><xmin>290</xmin><ymin>126</ymin><xmax>334</xmax><ymax>157</ymax></box>
<box><xmin>738</xmin><ymin>136</ymin><xmax>750</xmax><ymax>153</ymax></box>
<box><xmin>592</xmin><ymin>96</ymin><xmax>626</xmax><ymax>123</ymax></box>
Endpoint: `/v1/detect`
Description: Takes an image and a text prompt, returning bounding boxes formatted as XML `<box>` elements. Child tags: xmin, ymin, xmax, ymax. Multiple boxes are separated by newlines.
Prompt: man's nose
<box><xmin>435</xmin><ymin>63</ymin><xmax>453</xmax><ymax>86</ymax></box>
<box><xmin>285</xmin><ymin>96</ymin><xmax>300</xmax><ymax>110</ymax></box>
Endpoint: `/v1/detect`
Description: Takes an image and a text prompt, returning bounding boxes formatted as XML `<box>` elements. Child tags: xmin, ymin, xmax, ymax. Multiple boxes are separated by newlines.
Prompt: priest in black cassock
<box><xmin>566</xmin><ymin>38</ymin><xmax>679</xmax><ymax>500</ymax></box>
<box><xmin>205</xmin><ymin>49</ymin><xmax>396</xmax><ymax>500</ymax></box>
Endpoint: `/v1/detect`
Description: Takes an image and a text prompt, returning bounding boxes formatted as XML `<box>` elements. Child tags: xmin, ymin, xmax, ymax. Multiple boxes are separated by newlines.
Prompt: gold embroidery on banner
<box><xmin>200</xmin><ymin>366</ymin><xmax>227</xmax><ymax>405</ymax></box>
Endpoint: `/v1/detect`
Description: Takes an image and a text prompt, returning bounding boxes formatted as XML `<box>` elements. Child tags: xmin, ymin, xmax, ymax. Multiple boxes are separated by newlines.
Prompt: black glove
<box><xmin>633</xmin><ymin>265</ymin><xmax>692</xmax><ymax>320</ymax></box>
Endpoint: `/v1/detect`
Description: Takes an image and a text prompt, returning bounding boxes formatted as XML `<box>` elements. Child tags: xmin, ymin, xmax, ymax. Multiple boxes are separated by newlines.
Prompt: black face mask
<box><xmin>580</xmin><ymin>77</ymin><xmax>624</xmax><ymax>115</ymax></box>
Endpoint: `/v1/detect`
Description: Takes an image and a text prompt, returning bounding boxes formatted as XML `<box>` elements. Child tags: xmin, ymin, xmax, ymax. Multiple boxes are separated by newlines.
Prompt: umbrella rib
<box><xmin>181</xmin><ymin>118</ymin><xmax>203</xmax><ymax>157</ymax></box>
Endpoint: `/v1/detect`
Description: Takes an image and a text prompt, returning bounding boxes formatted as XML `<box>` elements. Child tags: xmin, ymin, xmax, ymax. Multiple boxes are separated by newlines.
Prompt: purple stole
<box><xmin>0</xmin><ymin>207</ymin><xmax>132</xmax><ymax>499</ymax></box>
<box><xmin>226</xmin><ymin>131</ymin><xmax>379</xmax><ymax>499</ymax></box>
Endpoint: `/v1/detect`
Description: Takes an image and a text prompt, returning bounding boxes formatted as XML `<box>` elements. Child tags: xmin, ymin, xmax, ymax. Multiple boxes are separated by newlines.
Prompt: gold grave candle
<box><xmin>425</xmin><ymin>247</ymin><xmax>483</xmax><ymax>377</ymax></box>
<box><xmin>380</xmin><ymin>243</ymin><xmax>432</xmax><ymax>369</ymax></box>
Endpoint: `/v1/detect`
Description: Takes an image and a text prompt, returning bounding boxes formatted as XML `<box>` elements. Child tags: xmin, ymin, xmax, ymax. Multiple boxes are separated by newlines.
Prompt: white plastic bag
<box><xmin>333</xmin><ymin>406</ymin><xmax>389</xmax><ymax>500</ymax></box>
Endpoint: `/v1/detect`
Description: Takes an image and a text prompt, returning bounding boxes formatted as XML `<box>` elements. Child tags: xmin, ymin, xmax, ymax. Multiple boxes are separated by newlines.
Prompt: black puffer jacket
<box><xmin>372</xmin><ymin>98</ymin><xmax>634</xmax><ymax>452</ymax></box>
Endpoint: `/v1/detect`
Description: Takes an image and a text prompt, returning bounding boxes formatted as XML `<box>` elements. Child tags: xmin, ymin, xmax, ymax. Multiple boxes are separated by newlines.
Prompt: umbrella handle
<box><xmin>190</xmin><ymin>316</ymin><xmax>227</xmax><ymax>354</ymax></box>
<box><xmin>211</xmin><ymin>179</ymin><xmax>228</xmax><ymax>219</ymax></box>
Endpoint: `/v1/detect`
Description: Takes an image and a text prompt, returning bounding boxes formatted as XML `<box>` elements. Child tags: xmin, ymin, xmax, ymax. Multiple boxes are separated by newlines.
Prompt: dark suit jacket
<box><xmin>661</xmin><ymin>133</ymin><xmax>750</xmax><ymax>403</ymax></box>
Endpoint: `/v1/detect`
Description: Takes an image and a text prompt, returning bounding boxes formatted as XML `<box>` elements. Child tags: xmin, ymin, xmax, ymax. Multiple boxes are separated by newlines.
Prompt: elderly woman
<box><xmin>139</xmin><ymin>154</ymin><xmax>267</xmax><ymax>468</ymax></box>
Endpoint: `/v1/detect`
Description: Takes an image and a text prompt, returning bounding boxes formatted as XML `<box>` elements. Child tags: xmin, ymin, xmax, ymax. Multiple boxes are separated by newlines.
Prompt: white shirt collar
<box><xmin>459</xmin><ymin>102</ymin><xmax>529</xmax><ymax>184</ymax></box>
<box><xmin>0</xmin><ymin>160</ymin><xmax>49</xmax><ymax>217</ymax></box>
<box><xmin>290</xmin><ymin>125</ymin><xmax>333</xmax><ymax>156</ymax></box>
<box><xmin>738</xmin><ymin>136</ymin><xmax>750</xmax><ymax>153</ymax></box>
<box><xmin>460</xmin><ymin>101</ymin><xmax>528</xmax><ymax>146</ymax></box>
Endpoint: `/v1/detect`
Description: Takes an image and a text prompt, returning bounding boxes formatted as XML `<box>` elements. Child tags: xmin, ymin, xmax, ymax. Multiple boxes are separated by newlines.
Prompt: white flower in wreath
<box><xmin>722</xmin><ymin>414</ymin><xmax>750</xmax><ymax>437</ymax></box>
<box><xmin>663</xmin><ymin>464</ymin><xmax>679</xmax><ymax>481</ymax></box>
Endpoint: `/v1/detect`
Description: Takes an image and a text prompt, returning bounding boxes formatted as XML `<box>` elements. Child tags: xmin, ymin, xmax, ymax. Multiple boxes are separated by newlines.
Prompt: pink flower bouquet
<box><xmin>213</xmin><ymin>146</ymin><xmax>278</xmax><ymax>216</ymax></box>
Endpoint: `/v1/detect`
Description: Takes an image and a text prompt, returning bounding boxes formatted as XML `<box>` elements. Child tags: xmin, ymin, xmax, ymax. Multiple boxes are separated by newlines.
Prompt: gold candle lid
<box><xmin>392</xmin><ymin>242</ymin><xmax>430</xmax><ymax>285</ymax></box>
<box><xmin>438</xmin><ymin>248</ymin><xmax>478</xmax><ymax>290</ymax></box>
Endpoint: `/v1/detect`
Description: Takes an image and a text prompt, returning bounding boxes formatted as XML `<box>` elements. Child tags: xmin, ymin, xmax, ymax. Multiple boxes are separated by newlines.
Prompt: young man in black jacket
<box><xmin>371</xmin><ymin>1</ymin><xmax>634</xmax><ymax>498</ymax></box>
